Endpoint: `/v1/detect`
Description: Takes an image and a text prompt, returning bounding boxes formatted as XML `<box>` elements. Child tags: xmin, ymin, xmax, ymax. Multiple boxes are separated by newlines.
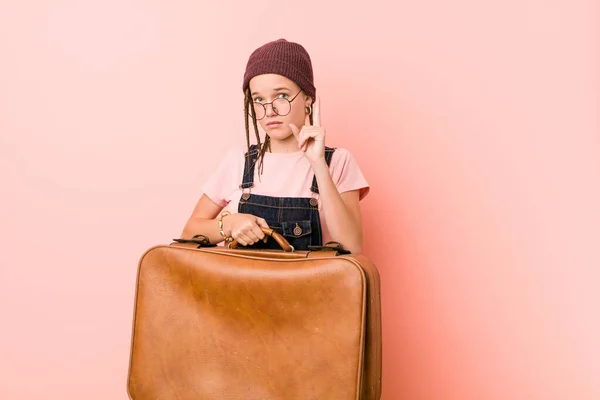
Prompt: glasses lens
<box><xmin>252</xmin><ymin>103</ymin><xmax>266</xmax><ymax>120</ymax></box>
<box><xmin>272</xmin><ymin>99</ymin><xmax>291</xmax><ymax>116</ymax></box>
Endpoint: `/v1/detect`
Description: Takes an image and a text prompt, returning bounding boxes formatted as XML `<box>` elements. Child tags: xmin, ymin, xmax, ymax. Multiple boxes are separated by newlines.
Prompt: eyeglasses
<box><xmin>250</xmin><ymin>90</ymin><xmax>302</xmax><ymax>120</ymax></box>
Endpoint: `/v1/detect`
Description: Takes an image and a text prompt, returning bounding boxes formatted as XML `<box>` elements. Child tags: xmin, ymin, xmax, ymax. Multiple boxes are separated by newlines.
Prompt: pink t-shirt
<box><xmin>201</xmin><ymin>146</ymin><xmax>369</xmax><ymax>244</ymax></box>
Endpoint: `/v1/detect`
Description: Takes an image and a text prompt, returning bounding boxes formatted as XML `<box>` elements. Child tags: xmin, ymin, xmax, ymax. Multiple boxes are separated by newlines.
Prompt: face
<box><xmin>249</xmin><ymin>74</ymin><xmax>312</xmax><ymax>142</ymax></box>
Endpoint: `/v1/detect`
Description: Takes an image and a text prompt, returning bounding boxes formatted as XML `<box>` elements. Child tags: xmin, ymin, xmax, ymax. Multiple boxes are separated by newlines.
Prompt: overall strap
<box><xmin>240</xmin><ymin>145</ymin><xmax>259</xmax><ymax>189</ymax></box>
<box><xmin>310</xmin><ymin>147</ymin><xmax>336</xmax><ymax>194</ymax></box>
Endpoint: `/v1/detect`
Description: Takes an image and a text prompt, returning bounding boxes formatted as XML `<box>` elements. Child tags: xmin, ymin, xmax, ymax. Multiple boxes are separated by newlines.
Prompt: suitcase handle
<box><xmin>228</xmin><ymin>227</ymin><xmax>294</xmax><ymax>252</ymax></box>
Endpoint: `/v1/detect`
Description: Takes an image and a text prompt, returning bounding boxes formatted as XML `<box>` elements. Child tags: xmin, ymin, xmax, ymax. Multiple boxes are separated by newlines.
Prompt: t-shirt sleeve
<box><xmin>330</xmin><ymin>148</ymin><xmax>370</xmax><ymax>200</ymax></box>
<box><xmin>200</xmin><ymin>148</ymin><xmax>244</xmax><ymax>208</ymax></box>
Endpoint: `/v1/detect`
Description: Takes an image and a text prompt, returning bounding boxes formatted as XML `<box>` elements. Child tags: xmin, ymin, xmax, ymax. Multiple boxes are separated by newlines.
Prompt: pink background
<box><xmin>1</xmin><ymin>1</ymin><xmax>599</xmax><ymax>399</ymax></box>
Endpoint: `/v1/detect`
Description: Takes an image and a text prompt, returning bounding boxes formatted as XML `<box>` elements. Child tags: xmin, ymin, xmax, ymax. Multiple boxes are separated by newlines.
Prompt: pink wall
<box><xmin>1</xmin><ymin>1</ymin><xmax>598</xmax><ymax>399</ymax></box>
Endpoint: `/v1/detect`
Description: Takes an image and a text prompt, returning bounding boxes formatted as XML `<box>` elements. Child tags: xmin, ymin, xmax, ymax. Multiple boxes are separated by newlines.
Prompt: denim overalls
<box><xmin>238</xmin><ymin>144</ymin><xmax>335</xmax><ymax>250</ymax></box>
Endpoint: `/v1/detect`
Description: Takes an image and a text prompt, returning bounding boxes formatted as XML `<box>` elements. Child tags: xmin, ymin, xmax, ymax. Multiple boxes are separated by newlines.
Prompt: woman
<box><xmin>181</xmin><ymin>39</ymin><xmax>369</xmax><ymax>254</ymax></box>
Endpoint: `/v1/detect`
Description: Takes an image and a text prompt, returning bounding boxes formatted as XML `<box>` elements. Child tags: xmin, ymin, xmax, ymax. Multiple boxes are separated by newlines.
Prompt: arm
<box><xmin>182</xmin><ymin>147</ymin><xmax>269</xmax><ymax>245</ymax></box>
<box><xmin>311</xmin><ymin>159</ymin><xmax>363</xmax><ymax>254</ymax></box>
<box><xmin>290</xmin><ymin>97</ymin><xmax>366</xmax><ymax>254</ymax></box>
<box><xmin>181</xmin><ymin>194</ymin><xmax>269</xmax><ymax>246</ymax></box>
<box><xmin>180</xmin><ymin>194</ymin><xmax>225</xmax><ymax>243</ymax></box>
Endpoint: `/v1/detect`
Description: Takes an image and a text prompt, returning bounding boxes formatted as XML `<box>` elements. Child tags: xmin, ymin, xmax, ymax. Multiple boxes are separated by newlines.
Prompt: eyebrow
<box><xmin>251</xmin><ymin>87</ymin><xmax>291</xmax><ymax>96</ymax></box>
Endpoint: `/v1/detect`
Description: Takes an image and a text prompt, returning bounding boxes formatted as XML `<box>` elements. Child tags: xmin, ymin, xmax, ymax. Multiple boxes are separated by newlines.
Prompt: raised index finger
<box><xmin>313</xmin><ymin>97</ymin><xmax>321</xmax><ymax>127</ymax></box>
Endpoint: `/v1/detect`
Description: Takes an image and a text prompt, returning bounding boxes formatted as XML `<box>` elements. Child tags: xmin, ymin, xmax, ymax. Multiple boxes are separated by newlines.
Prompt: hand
<box><xmin>289</xmin><ymin>97</ymin><xmax>325</xmax><ymax>164</ymax></box>
<box><xmin>222</xmin><ymin>213</ymin><xmax>269</xmax><ymax>246</ymax></box>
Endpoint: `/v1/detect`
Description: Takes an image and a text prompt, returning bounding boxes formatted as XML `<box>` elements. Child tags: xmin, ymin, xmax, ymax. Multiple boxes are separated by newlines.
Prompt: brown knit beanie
<box><xmin>242</xmin><ymin>39</ymin><xmax>316</xmax><ymax>100</ymax></box>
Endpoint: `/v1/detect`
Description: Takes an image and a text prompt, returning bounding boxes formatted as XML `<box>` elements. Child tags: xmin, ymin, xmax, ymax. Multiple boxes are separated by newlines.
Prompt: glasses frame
<box><xmin>250</xmin><ymin>90</ymin><xmax>303</xmax><ymax>120</ymax></box>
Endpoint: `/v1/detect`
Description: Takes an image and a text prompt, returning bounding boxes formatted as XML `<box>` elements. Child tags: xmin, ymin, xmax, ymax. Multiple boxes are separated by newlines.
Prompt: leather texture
<box><xmin>127</xmin><ymin>244</ymin><xmax>381</xmax><ymax>400</ymax></box>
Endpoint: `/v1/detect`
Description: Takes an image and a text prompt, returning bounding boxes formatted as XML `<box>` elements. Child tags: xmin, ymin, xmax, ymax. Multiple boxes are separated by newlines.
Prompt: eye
<box><xmin>253</xmin><ymin>97</ymin><xmax>263</xmax><ymax>103</ymax></box>
<box><xmin>277</xmin><ymin>93</ymin><xmax>289</xmax><ymax>99</ymax></box>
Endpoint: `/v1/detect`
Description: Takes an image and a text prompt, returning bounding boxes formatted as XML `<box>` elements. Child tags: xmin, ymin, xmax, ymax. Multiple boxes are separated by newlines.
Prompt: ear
<box><xmin>303</xmin><ymin>94</ymin><xmax>313</xmax><ymax>107</ymax></box>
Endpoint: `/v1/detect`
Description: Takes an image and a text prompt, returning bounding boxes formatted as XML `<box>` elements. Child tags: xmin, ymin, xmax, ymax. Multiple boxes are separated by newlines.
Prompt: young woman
<box><xmin>181</xmin><ymin>39</ymin><xmax>369</xmax><ymax>254</ymax></box>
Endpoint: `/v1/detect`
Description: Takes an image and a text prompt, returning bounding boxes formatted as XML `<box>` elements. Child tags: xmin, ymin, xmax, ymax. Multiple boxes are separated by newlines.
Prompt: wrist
<box><xmin>309</xmin><ymin>155</ymin><xmax>327</xmax><ymax>168</ymax></box>
<box><xmin>218</xmin><ymin>211</ymin><xmax>234</xmax><ymax>243</ymax></box>
<box><xmin>310</xmin><ymin>156</ymin><xmax>328</xmax><ymax>172</ymax></box>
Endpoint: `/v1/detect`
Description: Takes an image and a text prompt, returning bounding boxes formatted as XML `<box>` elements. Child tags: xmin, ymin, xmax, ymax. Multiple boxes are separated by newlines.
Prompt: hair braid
<box><xmin>243</xmin><ymin>88</ymin><xmax>254</xmax><ymax>178</ymax></box>
<box><xmin>244</xmin><ymin>88</ymin><xmax>271</xmax><ymax>181</ymax></box>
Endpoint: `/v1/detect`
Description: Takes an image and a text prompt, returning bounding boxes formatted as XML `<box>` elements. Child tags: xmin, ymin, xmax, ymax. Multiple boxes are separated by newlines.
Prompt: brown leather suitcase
<box><xmin>127</xmin><ymin>230</ymin><xmax>382</xmax><ymax>400</ymax></box>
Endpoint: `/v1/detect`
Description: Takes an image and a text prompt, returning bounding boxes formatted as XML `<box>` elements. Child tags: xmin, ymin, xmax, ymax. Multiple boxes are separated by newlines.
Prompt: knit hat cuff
<box><xmin>243</xmin><ymin>59</ymin><xmax>316</xmax><ymax>99</ymax></box>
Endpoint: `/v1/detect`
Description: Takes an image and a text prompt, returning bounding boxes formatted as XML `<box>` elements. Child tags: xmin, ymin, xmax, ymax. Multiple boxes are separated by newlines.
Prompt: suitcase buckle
<box><xmin>307</xmin><ymin>241</ymin><xmax>351</xmax><ymax>255</ymax></box>
<box><xmin>172</xmin><ymin>234</ymin><xmax>216</xmax><ymax>248</ymax></box>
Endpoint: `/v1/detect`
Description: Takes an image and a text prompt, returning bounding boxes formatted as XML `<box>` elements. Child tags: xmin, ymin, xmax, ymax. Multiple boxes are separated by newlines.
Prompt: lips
<box><xmin>266</xmin><ymin>121</ymin><xmax>282</xmax><ymax>128</ymax></box>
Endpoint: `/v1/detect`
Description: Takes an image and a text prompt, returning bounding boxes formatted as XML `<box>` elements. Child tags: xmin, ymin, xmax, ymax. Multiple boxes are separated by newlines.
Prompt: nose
<box><xmin>264</xmin><ymin>103</ymin><xmax>278</xmax><ymax>117</ymax></box>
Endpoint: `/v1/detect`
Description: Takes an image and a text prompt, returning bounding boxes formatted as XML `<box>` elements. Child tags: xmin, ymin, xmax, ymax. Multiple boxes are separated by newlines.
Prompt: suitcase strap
<box><xmin>307</xmin><ymin>241</ymin><xmax>351</xmax><ymax>255</ymax></box>
<box><xmin>171</xmin><ymin>234</ymin><xmax>216</xmax><ymax>248</ymax></box>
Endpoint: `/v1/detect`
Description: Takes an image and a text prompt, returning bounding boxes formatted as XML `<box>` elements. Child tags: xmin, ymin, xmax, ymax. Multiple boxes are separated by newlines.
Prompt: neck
<box><xmin>266</xmin><ymin>135</ymin><xmax>301</xmax><ymax>153</ymax></box>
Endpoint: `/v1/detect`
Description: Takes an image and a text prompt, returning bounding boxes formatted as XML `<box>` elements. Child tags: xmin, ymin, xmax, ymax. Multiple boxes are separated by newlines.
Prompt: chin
<box><xmin>266</xmin><ymin>128</ymin><xmax>293</xmax><ymax>141</ymax></box>
<box><xmin>268</xmin><ymin>134</ymin><xmax>294</xmax><ymax>142</ymax></box>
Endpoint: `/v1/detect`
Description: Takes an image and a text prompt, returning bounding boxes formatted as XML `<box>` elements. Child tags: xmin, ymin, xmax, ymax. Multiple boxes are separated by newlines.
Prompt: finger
<box><xmin>255</xmin><ymin>218</ymin><xmax>269</xmax><ymax>242</ymax></box>
<box><xmin>235</xmin><ymin>235</ymin><xmax>248</xmax><ymax>246</ymax></box>
<box><xmin>251</xmin><ymin>225</ymin><xmax>265</xmax><ymax>242</ymax></box>
<box><xmin>243</xmin><ymin>229</ymin><xmax>260</xmax><ymax>243</ymax></box>
<box><xmin>298</xmin><ymin>129</ymin><xmax>305</xmax><ymax>148</ymax></box>
<box><xmin>313</xmin><ymin>97</ymin><xmax>321</xmax><ymax>127</ymax></box>
<box><xmin>301</xmin><ymin>129</ymin><xmax>321</xmax><ymax>144</ymax></box>
<box><xmin>256</xmin><ymin>217</ymin><xmax>270</xmax><ymax>230</ymax></box>
<box><xmin>237</xmin><ymin>233</ymin><xmax>255</xmax><ymax>245</ymax></box>
<box><xmin>289</xmin><ymin>123</ymin><xmax>300</xmax><ymax>140</ymax></box>
<box><xmin>301</xmin><ymin>131</ymin><xmax>312</xmax><ymax>152</ymax></box>
<box><xmin>251</xmin><ymin>219</ymin><xmax>266</xmax><ymax>239</ymax></box>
